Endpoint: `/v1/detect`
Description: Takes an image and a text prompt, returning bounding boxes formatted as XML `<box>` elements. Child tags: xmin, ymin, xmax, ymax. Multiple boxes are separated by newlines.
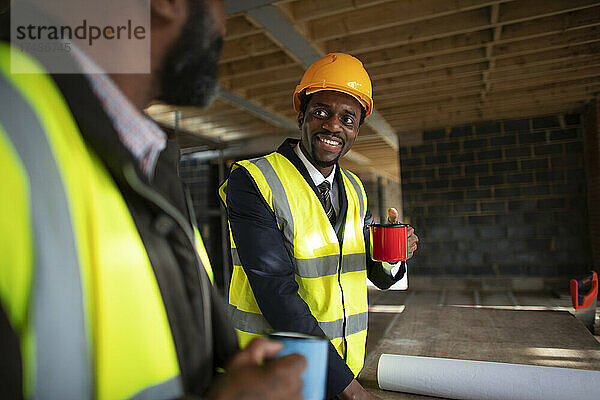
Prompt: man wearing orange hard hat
<box><xmin>220</xmin><ymin>53</ymin><xmax>419</xmax><ymax>399</ymax></box>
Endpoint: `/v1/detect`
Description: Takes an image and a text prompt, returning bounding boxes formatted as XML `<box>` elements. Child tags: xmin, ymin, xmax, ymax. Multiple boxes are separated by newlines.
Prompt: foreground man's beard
<box><xmin>158</xmin><ymin>1</ymin><xmax>223</xmax><ymax>107</ymax></box>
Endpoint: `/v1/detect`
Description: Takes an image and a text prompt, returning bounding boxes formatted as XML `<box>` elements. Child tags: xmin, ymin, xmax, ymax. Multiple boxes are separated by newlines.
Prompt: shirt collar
<box><xmin>68</xmin><ymin>43</ymin><xmax>166</xmax><ymax>179</ymax></box>
<box><xmin>293</xmin><ymin>141</ymin><xmax>336</xmax><ymax>187</ymax></box>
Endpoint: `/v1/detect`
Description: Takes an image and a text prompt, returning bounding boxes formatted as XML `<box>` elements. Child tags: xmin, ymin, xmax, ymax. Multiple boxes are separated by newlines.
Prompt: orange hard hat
<box><xmin>293</xmin><ymin>53</ymin><xmax>373</xmax><ymax>117</ymax></box>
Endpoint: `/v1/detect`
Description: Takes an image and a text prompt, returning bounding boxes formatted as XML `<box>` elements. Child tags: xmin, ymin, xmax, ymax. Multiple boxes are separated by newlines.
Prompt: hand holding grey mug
<box><xmin>270</xmin><ymin>332</ymin><xmax>329</xmax><ymax>400</ymax></box>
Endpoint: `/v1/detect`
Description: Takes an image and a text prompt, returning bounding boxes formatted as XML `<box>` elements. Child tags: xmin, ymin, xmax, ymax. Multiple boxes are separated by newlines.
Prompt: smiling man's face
<box><xmin>298</xmin><ymin>90</ymin><xmax>362</xmax><ymax>177</ymax></box>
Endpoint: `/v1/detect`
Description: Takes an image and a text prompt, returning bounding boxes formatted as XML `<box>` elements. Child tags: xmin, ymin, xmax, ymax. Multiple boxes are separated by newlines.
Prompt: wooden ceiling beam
<box><xmin>358</xmin><ymin>31</ymin><xmax>492</xmax><ymax>66</ymax></box>
<box><xmin>373</xmin><ymin>63</ymin><xmax>489</xmax><ymax>91</ymax></box>
<box><xmin>303</xmin><ymin>3</ymin><xmax>598</xmax><ymax>57</ymax></box>
<box><xmin>395</xmin><ymin>101</ymin><xmax>582</xmax><ymax>132</ymax></box>
<box><xmin>493</xmin><ymin>26</ymin><xmax>600</xmax><ymax>58</ymax></box>
<box><xmin>480</xmin><ymin>3</ymin><xmax>501</xmax><ymax>100</ymax></box>
<box><xmin>361</xmin><ymin>31</ymin><xmax>598</xmax><ymax>83</ymax></box>
<box><xmin>383</xmin><ymin>86</ymin><xmax>599</xmax><ymax>119</ymax></box>
<box><xmin>387</xmin><ymin>99</ymin><xmax>589</xmax><ymax>130</ymax></box>
<box><xmin>220</xmin><ymin>32</ymin><xmax>281</xmax><ymax>63</ymax></box>
<box><xmin>371</xmin><ymin>52</ymin><xmax>600</xmax><ymax>96</ymax></box>
<box><xmin>181</xmin><ymin>119</ymin><xmax>280</xmax><ymax>135</ymax></box>
<box><xmin>368</xmin><ymin>48</ymin><xmax>488</xmax><ymax>79</ymax></box>
<box><xmin>327</xmin><ymin>11</ymin><xmax>598</xmax><ymax>70</ymax></box>
<box><xmin>218</xmin><ymin>50</ymin><xmax>297</xmax><ymax>79</ymax></box>
<box><xmin>495</xmin><ymin>42</ymin><xmax>600</xmax><ymax>68</ymax></box>
<box><xmin>500</xmin><ymin>6</ymin><xmax>600</xmax><ymax>43</ymax></box>
<box><xmin>376</xmin><ymin>75</ymin><xmax>483</xmax><ymax>101</ymax></box>
<box><xmin>372</xmin><ymin>49</ymin><xmax>599</xmax><ymax>90</ymax></box>
<box><xmin>224</xmin><ymin>15</ymin><xmax>263</xmax><ymax>40</ymax></box>
<box><xmin>304</xmin><ymin>0</ymin><xmax>502</xmax><ymax>41</ymax></box>
<box><xmin>377</xmin><ymin>87</ymin><xmax>484</xmax><ymax>111</ymax></box>
<box><xmin>384</xmin><ymin>83</ymin><xmax>599</xmax><ymax>114</ymax></box>
<box><xmin>283</xmin><ymin>0</ymin><xmax>394</xmax><ymax>23</ymax></box>
<box><xmin>304</xmin><ymin>0</ymin><xmax>594</xmax><ymax>44</ymax></box>
<box><xmin>245</xmin><ymin>79</ymin><xmax>300</xmax><ymax>100</ymax></box>
<box><xmin>490</xmin><ymin>65</ymin><xmax>600</xmax><ymax>90</ymax></box>
<box><xmin>220</xmin><ymin>65</ymin><xmax>303</xmax><ymax>91</ymax></box>
<box><xmin>491</xmin><ymin>74</ymin><xmax>600</xmax><ymax>93</ymax></box>
<box><xmin>386</xmin><ymin>88</ymin><xmax>599</xmax><ymax>120</ymax></box>
<box><xmin>270</xmin><ymin>61</ymin><xmax>600</xmax><ymax>112</ymax></box>
<box><xmin>499</xmin><ymin>0</ymin><xmax>600</xmax><ymax>25</ymax></box>
<box><xmin>375</xmin><ymin>62</ymin><xmax>600</xmax><ymax>105</ymax></box>
<box><xmin>393</xmin><ymin>99</ymin><xmax>589</xmax><ymax>125</ymax></box>
<box><xmin>319</xmin><ymin>8</ymin><xmax>491</xmax><ymax>54</ymax></box>
<box><xmin>180</xmin><ymin>111</ymin><xmax>274</xmax><ymax>128</ymax></box>
<box><xmin>339</xmin><ymin>11</ymin><xmax>598</xmax><ymax>75</ymax></box>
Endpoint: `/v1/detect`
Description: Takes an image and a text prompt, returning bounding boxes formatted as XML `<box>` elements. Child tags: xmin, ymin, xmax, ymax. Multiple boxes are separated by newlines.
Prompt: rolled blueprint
<box><xmin>377</xmin><ymin>354</ymin><xmax>600</xmax><ymax>400</ymax></box>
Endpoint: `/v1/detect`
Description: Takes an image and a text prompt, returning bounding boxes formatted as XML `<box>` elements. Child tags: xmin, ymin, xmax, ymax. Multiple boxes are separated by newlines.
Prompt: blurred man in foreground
<box><xmin>0</xmin><ymin>0</ymin><xmax>304</xmax><ymax>398</ymax></box>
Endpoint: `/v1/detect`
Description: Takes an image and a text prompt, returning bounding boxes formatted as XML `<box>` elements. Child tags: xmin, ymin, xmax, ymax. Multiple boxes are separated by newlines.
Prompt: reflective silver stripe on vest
<box><xmin>319</xmin><ymin>311</ymin><xmax>367</xmax><ymax>339</ymax></box>
<box><xmin>248</xmin><ymin>157</ymin><xmax>295</xmax><ymax>255</ymax></box>
<box><xmin>319</xmin><ymin>318</ymin><xmax>343</xmax><ymax>339</ymax></box>
<box><xmin>295</xmin><ymin>254</ymin><xmax>339</xmax><ymax>278</ymax></box>
<box><xmin>231</xmin><ymin>247</ymin><xmax>242</xmax><ymax>266</ymax></box>
<box><xmin>0</xmin><ymin>75</ymin><xmax>92</xmax><ymax>398</ymax></box>
<box><xmin>235</xmin><ymin>247</ymin><xmax>364</xmax><ymax>278</ymax></box>
<box><xmin>228</xmin><ymin>304</ymin><xmax>273</xmax><ymax>335</ymax></box>
<box><xmin>129</xmin><ymin>376</ymin><xmax>184</xmax><ymax>400</ymax></box>
<box><xmin>229</xmin><ymin>306</ymin><xmax>366</xmax><ymax>340</ymax></box>
<box><xmin>295</xmin><ymin>253</ymin><xmax>366</xmax><ymax>278</ymax></box>
<box><xmin>340</xmin><ymin>253</ymin><xmax>367</xmax><ymax>274</ymax></box>
<box><xmin>341</xmin><ymin>169</ymin><xmax>365</xmax><ymax>218</ymax></box>
<box><xmin>344</xmin><ymin>312</ymin><xmax>368</xmax><ymax>338</ymax></box>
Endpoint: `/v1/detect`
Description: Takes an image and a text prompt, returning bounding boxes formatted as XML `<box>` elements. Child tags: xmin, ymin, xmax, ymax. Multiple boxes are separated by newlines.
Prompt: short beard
<box><xmin>312</xmin><ymin>149</ymin><xmax>342</xmax><ymax>168</ymax></box>
<box><xmin>157</xmin><ymin>1</ymin><xmax>223</xmax><ymax>107</ymax></box>
<box><xmin>301</xmin><ymin>139</ymin><xmax>344</xmax><ymax>168</ymax></box>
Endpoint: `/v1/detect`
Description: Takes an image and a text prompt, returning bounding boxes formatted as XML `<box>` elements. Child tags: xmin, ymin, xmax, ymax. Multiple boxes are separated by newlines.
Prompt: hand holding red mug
<box><xmin>386</xmin><ymin>208</ymin><xmax>418</xmax><ymax>260</ymax></box>
<box><xmin>369</xmin><ymin>208</ymin><xmax>418</xmax><ymax>263</ymax></box>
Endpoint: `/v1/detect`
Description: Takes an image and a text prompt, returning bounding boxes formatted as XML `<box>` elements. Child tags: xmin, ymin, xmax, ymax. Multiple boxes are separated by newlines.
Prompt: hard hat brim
<box><xmin>293</xmin><ymin>85</ymin><xmax>373</xmax><ymax>117</ymax></box>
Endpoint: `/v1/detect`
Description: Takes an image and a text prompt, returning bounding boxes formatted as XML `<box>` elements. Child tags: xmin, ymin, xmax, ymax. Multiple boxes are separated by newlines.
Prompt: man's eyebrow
<box><xmin>312</xmin><ymin>102</ymin><xmax>357</xmax><ymax>117</ymax></box>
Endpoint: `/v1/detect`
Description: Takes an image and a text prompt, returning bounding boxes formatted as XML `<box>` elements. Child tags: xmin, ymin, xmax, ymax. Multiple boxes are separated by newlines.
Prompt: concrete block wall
<box><xmin>179</xmin><ymin>158</ymin><xmax>217</xmax><ymax>222</ymax></box>
<box><xmin>362</xmin><ymin>175</ymin><xmax>403</xmax><ymax>224</ymax></box>
<box><xmin>179</xmin><ymin>158</ymin><xmax>228</xmax><ymax>288</ymax></box>
<box><xmin>400</xmin><ymin>113</ymin><xmax>592</xmax><ymax>283</ymax></box>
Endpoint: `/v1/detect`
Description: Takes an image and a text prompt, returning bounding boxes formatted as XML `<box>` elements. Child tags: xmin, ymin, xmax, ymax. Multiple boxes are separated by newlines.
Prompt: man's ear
<box><xmin>151</xmin><ymin>0</ymin><xmax>187</xmax><ymax>22</ymax></box>
<box><xmin>297</xmin><ymin>112</ymin><xmax>304</xmax><ymax>130</ymax></box>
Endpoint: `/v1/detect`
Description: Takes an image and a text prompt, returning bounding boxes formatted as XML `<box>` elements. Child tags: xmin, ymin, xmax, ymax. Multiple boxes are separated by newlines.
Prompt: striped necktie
<box><xmin>318</xmin><ymin>181</ymin><xmax>336</xmax><ymax>226</ymax></box>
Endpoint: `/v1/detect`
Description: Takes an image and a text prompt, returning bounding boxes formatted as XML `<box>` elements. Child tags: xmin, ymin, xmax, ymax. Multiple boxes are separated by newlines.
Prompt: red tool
<box><xmin>570</xmin><ymin>271</ymin><xmax>598</xmax><ymax>333</ymax></box>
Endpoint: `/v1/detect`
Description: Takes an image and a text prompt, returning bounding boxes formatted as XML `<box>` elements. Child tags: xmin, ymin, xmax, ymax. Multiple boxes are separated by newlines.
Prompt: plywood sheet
<box><xmin>359</xmin><ymin>305</ymin><xmax>600</xmax><ymax>399</ymax></box>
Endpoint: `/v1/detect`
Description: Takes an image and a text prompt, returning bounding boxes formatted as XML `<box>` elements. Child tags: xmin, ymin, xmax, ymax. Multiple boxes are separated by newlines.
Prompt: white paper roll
<box><xmin>377</xmin><ymin>354</ymin><xmax>600</xmax><ymax>400</ymax></box>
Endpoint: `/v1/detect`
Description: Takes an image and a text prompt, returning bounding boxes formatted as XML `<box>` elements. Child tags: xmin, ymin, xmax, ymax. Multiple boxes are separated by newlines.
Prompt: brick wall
<box><xmin>400</xmin><ymin>113</ymin><xmax>592</xmax><ymax>281</ymax></box>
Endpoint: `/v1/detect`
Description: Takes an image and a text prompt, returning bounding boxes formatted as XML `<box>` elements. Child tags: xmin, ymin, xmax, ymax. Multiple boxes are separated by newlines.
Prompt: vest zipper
<box><xmin>337</xmin><ymin>242</ymin><xmax>348</xmax><ymax>362</ymax></box>
<box><xmin>122</xmin><ymin>164</ymin><xmax>213</xmax><ymax>359</ymax></box>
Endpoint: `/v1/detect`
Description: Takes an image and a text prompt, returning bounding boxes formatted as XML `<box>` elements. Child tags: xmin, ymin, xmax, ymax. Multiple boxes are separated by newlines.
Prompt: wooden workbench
<box><xmin>359</xmin><ymin>305</ymin><xmax>600</xmax><ymax>399</ymax></box>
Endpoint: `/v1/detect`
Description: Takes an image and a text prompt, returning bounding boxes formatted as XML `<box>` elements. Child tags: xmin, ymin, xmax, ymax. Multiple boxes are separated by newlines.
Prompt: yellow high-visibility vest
<box><xmin>219</xmin><ymin>152</ymin><xmax>369</xmax><ymax>376</ymax></box>
<box><xmin>0</xmin><ymin>42</ymin><xmax>210</xmax><ymax>399</ymax></box>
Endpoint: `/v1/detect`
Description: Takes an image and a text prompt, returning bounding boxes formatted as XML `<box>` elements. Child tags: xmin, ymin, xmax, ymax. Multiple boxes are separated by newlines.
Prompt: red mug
<box><xmin>369</xmin><ymin>223</ymin><xmax>409</xmax><ymax>263</ymax></box>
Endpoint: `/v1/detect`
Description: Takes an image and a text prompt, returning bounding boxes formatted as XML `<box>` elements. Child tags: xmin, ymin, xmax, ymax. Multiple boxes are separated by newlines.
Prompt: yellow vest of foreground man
<box><xmin>219</xmin><ymin>152</ymin><xmax>369</xmax><ymax>376</ymax></box>
<box><xmin>0</xmin><ymin>43</ymin><xmax>212</xmax><ymax>399</ymax></box>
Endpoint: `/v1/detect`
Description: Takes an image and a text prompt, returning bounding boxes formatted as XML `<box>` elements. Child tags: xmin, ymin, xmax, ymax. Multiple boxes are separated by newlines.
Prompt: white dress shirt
<box><xmin>294</xmin><ymin>142</ymin><xmax>339</xmax><ymax>215</ymax></box>
<box><xmin>292</xmin><ymin>143</ymin><xmax>401</xmax><ymax>276</ymax></box>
